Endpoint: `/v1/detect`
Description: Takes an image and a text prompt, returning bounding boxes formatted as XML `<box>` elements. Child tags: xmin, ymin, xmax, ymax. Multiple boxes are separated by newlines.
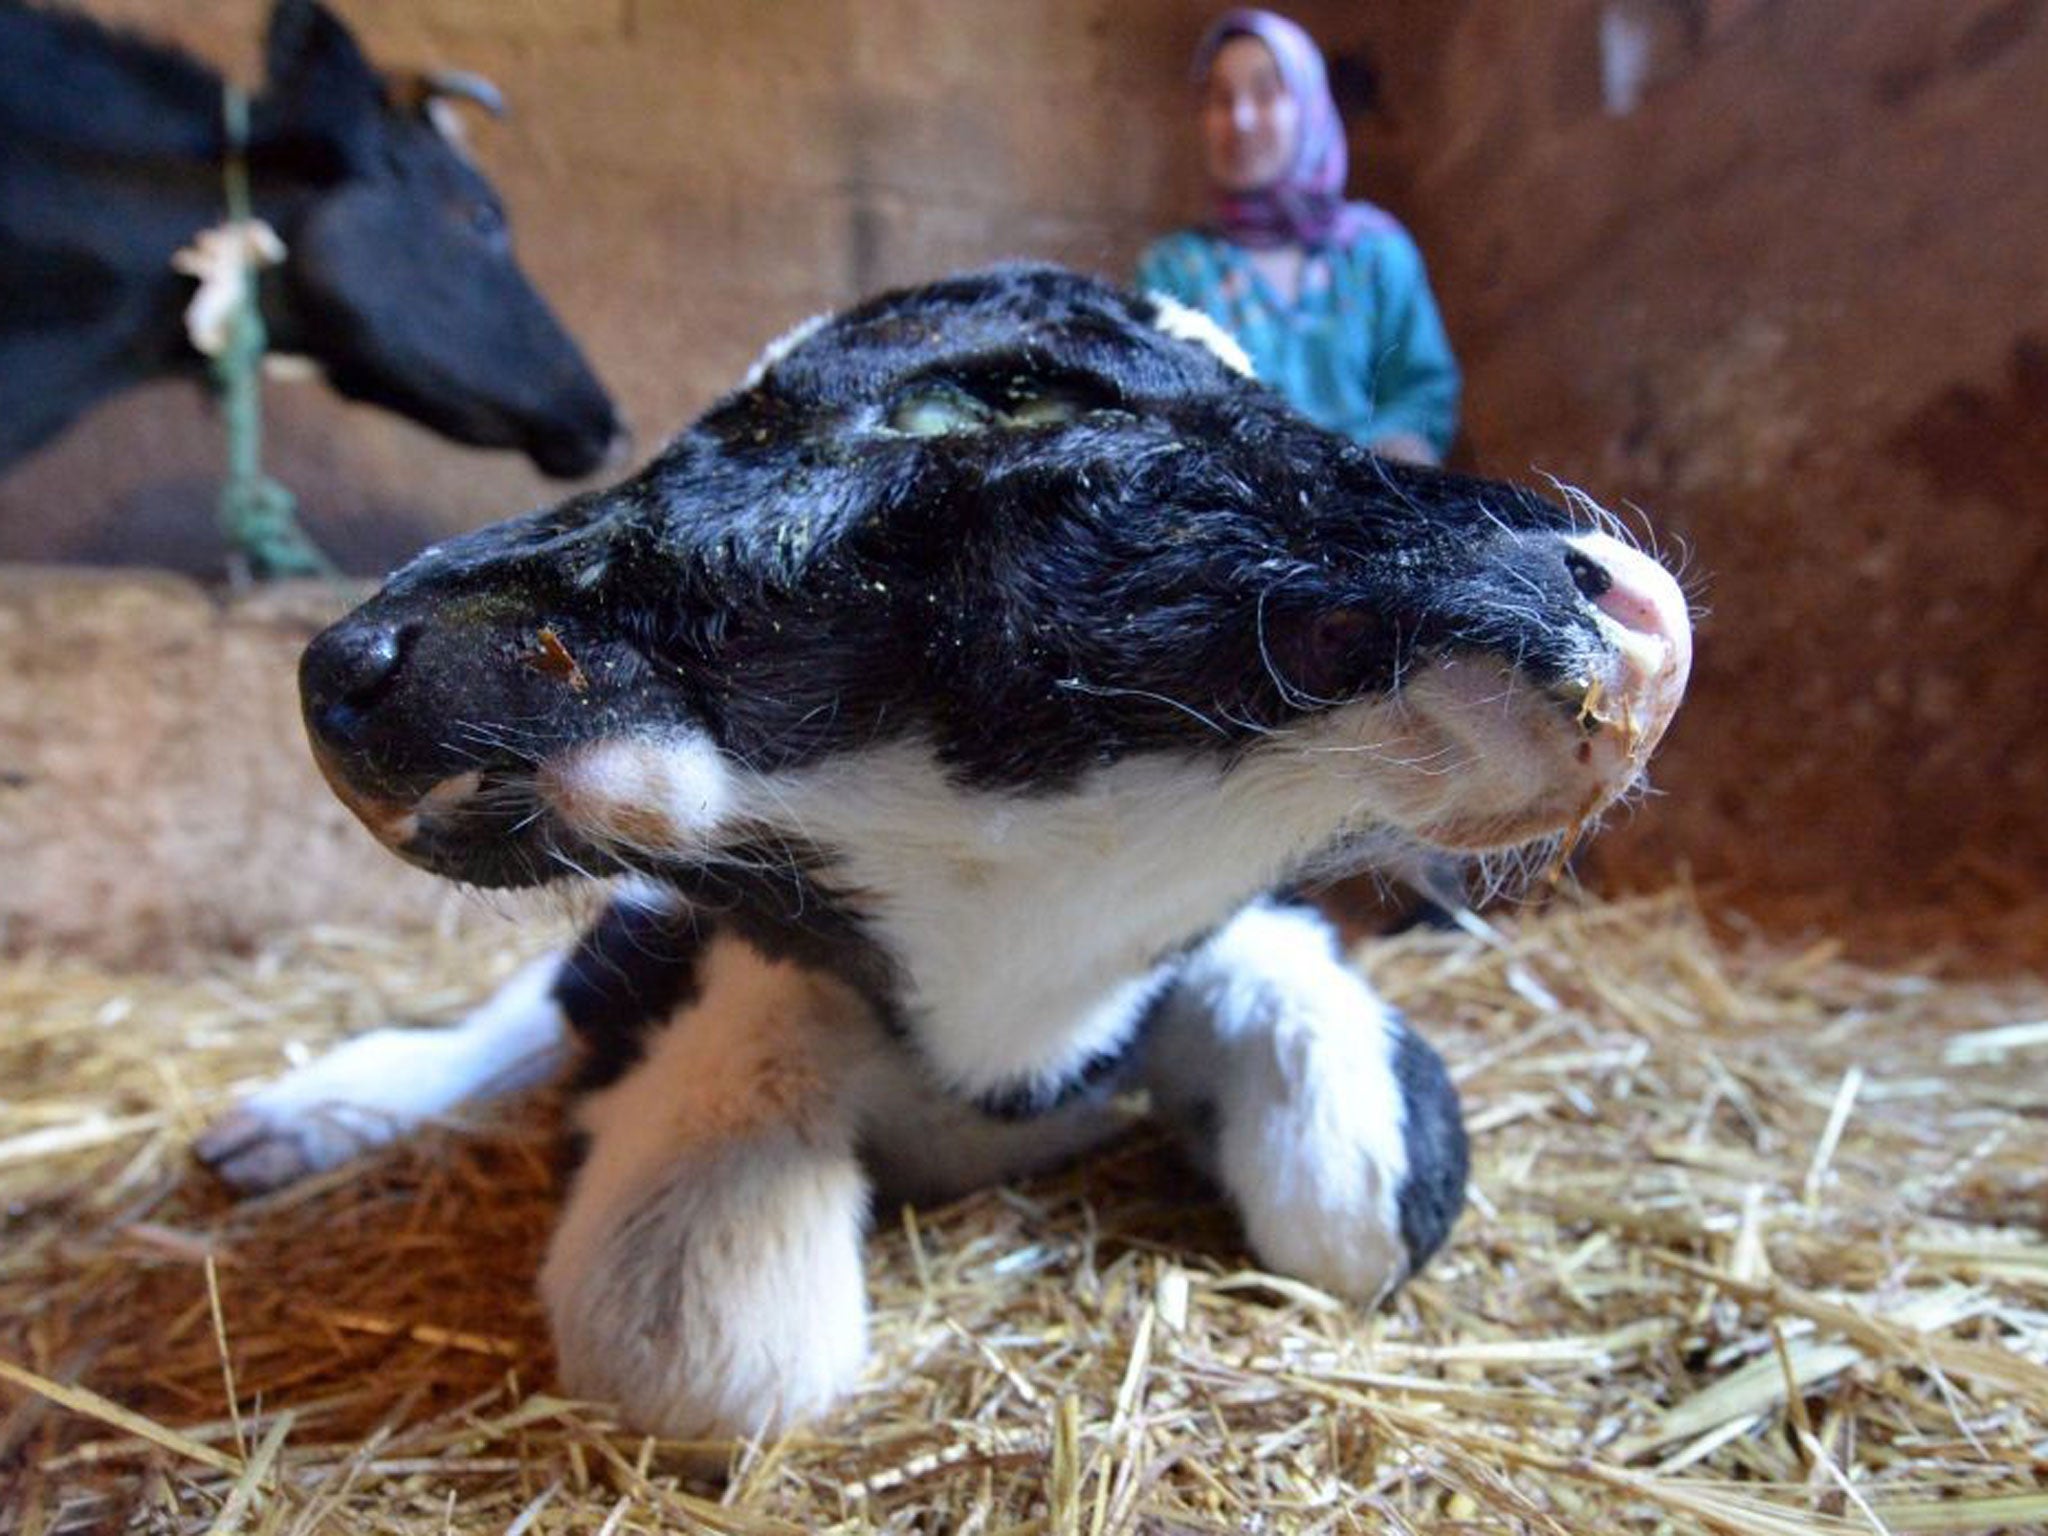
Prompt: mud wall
<box><xmin>1338</xmin><ymin>0</ymin><xmax>2048</xmax><ymax>905</ymax></box>
<box><xmin>0</xmin><ymin>570</ymin><xmax>458</xmax><ymax>963</ymax></box>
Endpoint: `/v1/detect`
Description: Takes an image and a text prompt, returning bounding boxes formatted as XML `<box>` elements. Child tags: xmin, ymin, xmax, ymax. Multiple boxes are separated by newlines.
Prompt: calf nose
<box><xmin>1563</xmin><ymin>531</ymin><xmax>1693</xmax><ymax>715</ymax></box>
<box><xmin>301</xmin><ymin>617</ymin><xmax>411</xmax><ymax>730</ymax></box>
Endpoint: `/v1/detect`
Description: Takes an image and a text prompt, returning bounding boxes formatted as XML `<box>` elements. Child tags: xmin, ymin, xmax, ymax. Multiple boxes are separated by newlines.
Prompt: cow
<box><xmin>0</xmin><ymin>0</ymin><xmax>624</xmax><ymax>485</ymax></box>
<box><xmin>198</xmin><ymin>266</ymin><xmax>1692</xmax><ymax>1438</ymax></box>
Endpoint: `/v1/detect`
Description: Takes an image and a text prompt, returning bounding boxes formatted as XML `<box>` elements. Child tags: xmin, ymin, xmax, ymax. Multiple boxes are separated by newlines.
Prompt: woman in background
<box><xmin>1137</xmin><ymin>9</ymin><xmax>1460</xmax><ymax>466</ymax></box>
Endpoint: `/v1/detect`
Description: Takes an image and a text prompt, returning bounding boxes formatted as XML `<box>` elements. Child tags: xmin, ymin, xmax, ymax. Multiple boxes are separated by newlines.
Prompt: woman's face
<box><xmin>1201</xmin><ymin>35</ymin><xmax>1299</xmax><ymax>193</ymax></box>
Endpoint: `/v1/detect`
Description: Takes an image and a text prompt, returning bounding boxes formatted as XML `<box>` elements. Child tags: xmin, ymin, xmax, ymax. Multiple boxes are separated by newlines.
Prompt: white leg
<box><xmin>195</xmin><ymin>954</ymin><xmax>568</xmax><ymax>1192</ymax></box>
<box><xmin>541</xmin><ymin>933</ymin><xmax>875</xmax><ymax>1438</ymax></box>
<box><xmin>1139</xmin><ymin>901</ymin><xmax>1468</xmax><ymax>1304</ymax></box>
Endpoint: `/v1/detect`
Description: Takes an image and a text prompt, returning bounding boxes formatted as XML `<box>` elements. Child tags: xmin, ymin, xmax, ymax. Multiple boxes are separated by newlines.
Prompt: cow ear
<box><xmin>262</xmin><ymin>0</ymin><xmax>384</xmax><ymax>165</ymax></box>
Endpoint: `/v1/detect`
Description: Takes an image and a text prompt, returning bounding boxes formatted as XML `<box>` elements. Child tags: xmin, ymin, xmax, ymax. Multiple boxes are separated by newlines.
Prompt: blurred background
<box><xmin>3</xmin><ymin>0</ymin><xmax>2045</xmax><ymax>959</ymax></box>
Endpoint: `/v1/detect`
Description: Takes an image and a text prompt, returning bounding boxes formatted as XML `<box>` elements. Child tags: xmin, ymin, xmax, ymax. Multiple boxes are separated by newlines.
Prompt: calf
<box><xmin>199</xmin><ymin>266</ymin><xmax>1691</xmax><ymax>1437</ymax></box>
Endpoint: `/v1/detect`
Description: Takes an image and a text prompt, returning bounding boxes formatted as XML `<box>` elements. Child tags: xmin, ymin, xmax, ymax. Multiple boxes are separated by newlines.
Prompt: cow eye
<box><xmin>885</xmin><ymin>378</ymin><xmax>1091</xmax><ymax>437</ymax></box>
<box><xmin>1000</xmin><ymin>391</ymin><xmax>1082</xmax><ymax>428</ymax></box>
<box><xmin>888</xmin><ymin>383</ymin><xmax>994</xmax><ymax>437</ymax></box>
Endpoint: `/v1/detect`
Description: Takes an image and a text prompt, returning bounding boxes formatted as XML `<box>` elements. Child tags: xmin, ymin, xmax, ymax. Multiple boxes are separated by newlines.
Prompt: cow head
<box><xmin>255</xmin><ymin>0</ymin><xmax>625</xmax><ymax>477</ymax></box>
<box><xmin>299</xmin><ymin>268</ymin><xmax>1690</xmax><ymax>892</ymax></box>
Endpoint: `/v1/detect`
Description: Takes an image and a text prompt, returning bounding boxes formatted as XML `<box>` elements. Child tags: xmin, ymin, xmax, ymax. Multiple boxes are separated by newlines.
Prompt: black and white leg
<box><xmin>540</xmin><ymin>927</ymin><xmax>879</xmax><ymax>1438</ymax></box>
<box><xmin>1138</xmin><ymin>899</ymin><xmax>1468</xmax><ymax>1303</ymax></box>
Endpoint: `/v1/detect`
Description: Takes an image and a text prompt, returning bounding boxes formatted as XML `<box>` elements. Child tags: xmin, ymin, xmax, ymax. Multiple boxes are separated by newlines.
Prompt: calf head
<box><xmin>256</xmin><ymin>0</ymin><xmax>623</xmax><ymax>477</ymax></box>
<box><xmin>302</xmin><ymin>266</ymin><xmax>1689</xmax><ymax>898</ymax></box>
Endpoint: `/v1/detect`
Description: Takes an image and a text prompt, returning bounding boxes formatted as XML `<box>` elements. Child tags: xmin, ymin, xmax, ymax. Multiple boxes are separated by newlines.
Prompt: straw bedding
<box><xmin>3</xmin><ymin>890</ymin><xmax>2045</xmax><ymax>1534</ymax></box>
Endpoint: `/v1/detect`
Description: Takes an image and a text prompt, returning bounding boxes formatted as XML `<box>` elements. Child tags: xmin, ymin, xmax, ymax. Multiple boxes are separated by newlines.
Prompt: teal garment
<box><xmin>1135</xmin><ymin>224</ymin><xmax>1461</xmax><ymax>458</ymax></box>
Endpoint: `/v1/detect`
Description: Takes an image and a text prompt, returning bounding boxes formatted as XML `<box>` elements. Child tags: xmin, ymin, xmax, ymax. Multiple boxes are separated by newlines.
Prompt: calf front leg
<box><xmin>1139</xmin><ymin>899</ymin><xmax>1469</xmax><ymax>1303</ymax></box>
<box><xmin>196</xmin><ymin>887</ymin><xmax>692</xmax><ymax>1193</ymax></box>
<box><xmin>541</xmin><ymin>930</ymin><xmax>876</xmax><ymax>1438</ymax></box>
<box><xmin>194</xmin><ymin>953</ymin><xmax>569</xmax><ymax>1191</ymax></box>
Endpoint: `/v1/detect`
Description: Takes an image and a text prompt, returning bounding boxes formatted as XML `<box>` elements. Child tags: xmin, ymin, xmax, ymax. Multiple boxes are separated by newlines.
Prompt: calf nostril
<box><xmin>307</xmin><ymin>620</ymin><xmax>411</xmax><ymax>711</ymax></box>
<box><xmin>1564</xmin><ymin>549</ymin><xmax>1613</xmax><ymax>604</ymax></box>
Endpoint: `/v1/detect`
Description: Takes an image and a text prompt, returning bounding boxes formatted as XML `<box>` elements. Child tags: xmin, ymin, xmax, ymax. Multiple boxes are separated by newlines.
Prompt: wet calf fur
<box><xmin>201</xmin><ymin>266</ymin><xmax>1692</xmax><ymax>1436</ymax></box>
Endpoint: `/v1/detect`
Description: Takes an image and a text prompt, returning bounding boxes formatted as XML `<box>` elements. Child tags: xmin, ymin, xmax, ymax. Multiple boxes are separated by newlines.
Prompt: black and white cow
<box><xmin>197</xmin><ymin>266</ymin><xmax>1691</xmax><ymax>1437</ymax></box>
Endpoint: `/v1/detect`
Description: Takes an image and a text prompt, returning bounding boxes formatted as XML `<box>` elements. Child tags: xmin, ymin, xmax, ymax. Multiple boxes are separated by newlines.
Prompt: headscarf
<box><xmin>1194</xmin><ymin>9</ymin><xmax>1391</xmax><ymax>250</ymax></box>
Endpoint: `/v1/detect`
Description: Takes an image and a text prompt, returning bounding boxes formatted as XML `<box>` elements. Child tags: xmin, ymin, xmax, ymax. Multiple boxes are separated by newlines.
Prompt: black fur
<box><xmin>1389</xmin><ymin>1019</ymin><xmax>1469</xmax><ymax>1272</ymax></box>
<box><xmin>287</xmin><ymin>266</ymin><xmax>1694</xmax><ymax>1345</ymax></box>
<box><xmin>555</xmin><ymin>897</ymin><xmax>704</xmax><ymax>1093</ymax></box>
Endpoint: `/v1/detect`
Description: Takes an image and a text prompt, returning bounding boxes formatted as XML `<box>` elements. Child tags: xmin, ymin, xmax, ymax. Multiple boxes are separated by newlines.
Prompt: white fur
<box><xmin>728</xmin><ymin>742</ymin><xmax>1360</xmax><ymax>1100</ymax></box>
<box><xmin>538</xmin><ymin>732</ymin><xmax>736</xmax><ymax>858</ymax></box>
<box><xmin>622</xmin><ymin>657</ymin><xmax>1646</xmax><ymax>1099</ymax></box>
<box><xmin>541</xmin><ymin>933</ymin><xmax>876</xmax><ymax>1436</ymax></box>
<box><xmin>539</xmin><ymin>924</ymin><xmax>1139</xmax><ymax>1436</ymax></box>
<box><xmin>196</xmin><ymin>955</ymin><xmax>567</xmax><ymax>1191</ymax></box>
<box><xmin>1145</xmin><ymin>291</ymin><xmax>1256</xmax><ymax>377</ymax></box>
<box><xmin>222</xmin><ymin>537</ymin><xmax>1693</xmax><ymax>1431</ymax></box>
<box><xmin>1141</xmin><ymin>903</ymin><xmax>1413</xmax><ymax>1303</ymax></box>
<box><xmin>738</xmin><ymin>311</ymin><xmax>830</xmax><ymax>390</ymax></box>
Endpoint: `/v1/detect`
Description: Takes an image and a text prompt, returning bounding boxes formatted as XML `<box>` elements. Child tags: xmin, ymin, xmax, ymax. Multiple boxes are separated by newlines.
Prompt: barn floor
<box><xmin>3</xmin><ymin>890</ymin><xmax>2045</xmax><ymax>1534</ymax></box>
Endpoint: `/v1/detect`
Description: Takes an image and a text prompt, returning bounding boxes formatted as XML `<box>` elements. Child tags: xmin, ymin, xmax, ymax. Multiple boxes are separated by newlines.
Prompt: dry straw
<box><xmin>3</xmin><ymin>888</ymin><xmax>2045</xmax><ymax>1533</ymax></box>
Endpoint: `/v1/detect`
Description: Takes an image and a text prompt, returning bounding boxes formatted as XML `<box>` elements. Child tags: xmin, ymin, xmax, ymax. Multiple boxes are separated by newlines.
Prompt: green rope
<box><xmin>211</xmin><ymin>85</ymin><xmax>333</xmax><ymax>581</ymax></box>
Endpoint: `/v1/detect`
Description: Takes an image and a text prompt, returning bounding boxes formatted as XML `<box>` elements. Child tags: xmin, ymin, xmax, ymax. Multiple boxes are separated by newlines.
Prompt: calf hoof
<box><xmin>1240</xmin><ymin>1180</ymin><xmax>1416</xmax><ymax>1307</ymax></box>
<box><xmin>192</xmin><ymin>1105</ymin><xmax>352</xmax><ymax>1193</ymax></box>
<box><xmin>191</xmin><ymin>1024</ymin><xmax>480</xmax><ymax>1193</ymax></box>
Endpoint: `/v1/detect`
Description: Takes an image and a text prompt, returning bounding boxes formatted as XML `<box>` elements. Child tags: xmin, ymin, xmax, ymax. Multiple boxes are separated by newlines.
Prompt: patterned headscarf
<box><xmin>1195</xmin><ymin>9</ymin><xmax>1388</xmax><ymax>250</ymax></box>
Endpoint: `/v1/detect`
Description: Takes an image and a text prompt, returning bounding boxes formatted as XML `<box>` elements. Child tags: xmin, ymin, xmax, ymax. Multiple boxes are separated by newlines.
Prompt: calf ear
<box><xmin>261</xmin><ymin>0</ymin><xmax>384</xmax><ymax>168</ymax></box>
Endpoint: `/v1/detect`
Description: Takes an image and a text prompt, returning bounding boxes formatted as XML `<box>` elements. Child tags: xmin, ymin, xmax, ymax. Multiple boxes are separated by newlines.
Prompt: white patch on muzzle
<box><xmin>539</xmin><ymin>733</ymin><xmax>737</xmax><ymax>858</ymax></box>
